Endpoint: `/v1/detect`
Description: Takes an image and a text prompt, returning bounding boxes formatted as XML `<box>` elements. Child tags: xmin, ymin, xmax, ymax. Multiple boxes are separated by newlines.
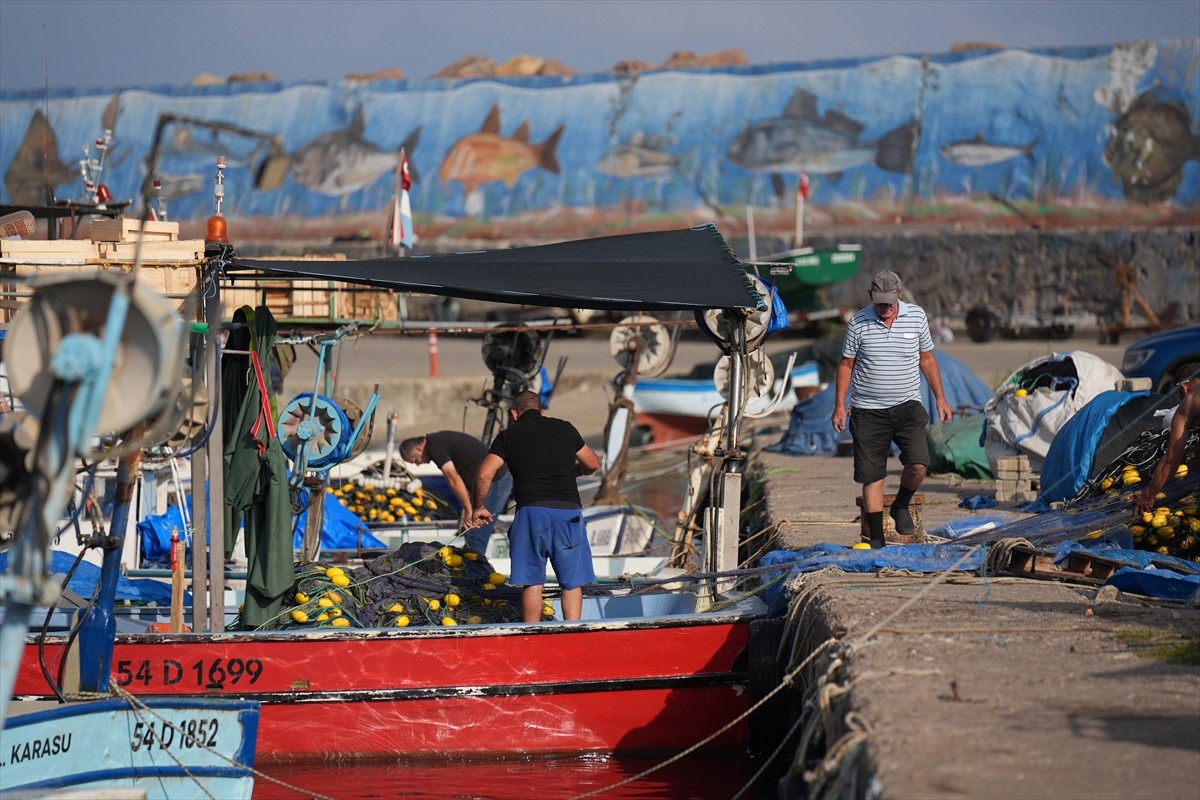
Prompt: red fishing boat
<box><xmin>5</xmin><ymin>219</ymin><xmax>780</xmax><ymax>764</ymax></box>
<box><xmin>13</xmin><ymin>592</ymin><xmax>765</xmax><ymax>762</ymax></box>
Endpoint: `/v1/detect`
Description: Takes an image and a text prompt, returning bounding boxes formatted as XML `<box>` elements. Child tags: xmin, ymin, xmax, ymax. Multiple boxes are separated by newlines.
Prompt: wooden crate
<box><xmin>1</xmin><ymin>263</ymin><xmax>199</xmax><ymax>322</ymax></box>
<box><xmin>89</xmin><ymin>218</ymin><xmax>180</xmax><ymax>243</ymax></box>
<box><xmin>98</xmin><ymin>240</ymin><xmax>204</xmax><ymax>262</ymax></box>
<box><xmin>221</xmin><ymin>280</ymin><xmax>332</xmax><ymax>320</ymax></box>
<box><xmin>1</xmin><ymin>235</ymin><xmax>200</xmax><ymax>322</ymax></box>
<box><xmin>336</xmin><ymin>286</ymin><xmax>401</xmax><ymax>322</ymax></box>
<box><xmin>222</xmin><ymin>254</ymin><xmax>347</xmax><ymax>322</ymax></box>
<box><xmin>0</xmin><ymin>239</ymin><xmax>103</xmax><ymax>262</ymax></box>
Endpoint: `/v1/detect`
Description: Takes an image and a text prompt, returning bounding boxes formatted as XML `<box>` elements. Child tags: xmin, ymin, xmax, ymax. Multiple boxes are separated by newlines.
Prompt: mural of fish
<box><xmin>439</xmin><ymin>105</ymin><xmax>564</xmax><ymax>195</ymax></box>
<box><xmin>597</xmin><ymin>142</ymin><xmax>679</xmax><ymax>178</ymax></box>
<box><xmin>3</xmin><ymin>110</ymin><xmax>78</xmax><ymax>205</ymax></box>
<box><xmin>1103</xmin><ymin>91</ymin><xmax>1200</xmax><ymax>203</ymax></box>
<box><xmin>596</xmin><ymin>132</ymin><xmax>693</xmax><ymax>179</ymax></box>
<box><xmin>152</xmin><ymin>173</ymin><xmax>206</xmax><ymax>202</ymax></box>
<box><xmin>940</xmin><ymin>133</ymin><xmax>1038</xmax><ymax>167</ymax></box>
<box><xmin>726</xmin><ymin>88</ymin><xmax>919</xmax><ymax>180</ymax></box>
<box><xmin>280</xmin><ymin>107</ymin><xmax>422</xmax><ymax>196</ymax></box>
<box><xmin>164</xmin><ymin>127</ymin><xmax>264</xmax><ymax>166</ymax></box>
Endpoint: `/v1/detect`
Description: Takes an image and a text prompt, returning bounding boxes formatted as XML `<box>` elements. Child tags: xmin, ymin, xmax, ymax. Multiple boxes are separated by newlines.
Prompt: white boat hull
<box><xmin>1</xmin><ymin>696</ymin><xmax>259</xmax><ymax>799</ymax></box>
<box><xmin>633</xmin><ymin>361</ymin><xmax>820</xmax><ymax>417</ymax></box>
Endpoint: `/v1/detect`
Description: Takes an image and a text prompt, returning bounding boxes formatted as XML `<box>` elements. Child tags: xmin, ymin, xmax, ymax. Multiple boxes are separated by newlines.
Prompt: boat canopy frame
<box><xmin>230</xmin><ymin>223</ymin><xmax>765</xmax><ymax>314</ymax></box>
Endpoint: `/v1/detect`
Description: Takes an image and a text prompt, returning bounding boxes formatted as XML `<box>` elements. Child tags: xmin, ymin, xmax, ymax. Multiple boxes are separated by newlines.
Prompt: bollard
<box><xmin>428</xmin><ymin>330</ymin><xmax>439</xmax><ymax>377</ymax></box>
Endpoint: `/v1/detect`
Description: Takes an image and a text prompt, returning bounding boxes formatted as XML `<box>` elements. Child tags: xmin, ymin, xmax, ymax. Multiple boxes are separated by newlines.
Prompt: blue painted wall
<box><xmin>1</xmin><ymin>38</ymin><xmax>1196</xmax><ymax>237</ymax></box>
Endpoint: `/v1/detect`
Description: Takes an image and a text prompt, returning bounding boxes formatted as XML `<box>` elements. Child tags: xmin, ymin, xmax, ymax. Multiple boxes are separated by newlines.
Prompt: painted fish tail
<box><xmin>875</xmin><ymin>120</ymin><xmax>920</xmax><ymax>173</ymax></box>
<box><xmin>539</xmin><ymin>126</ymin><xmax>565</xmax><ymax>174</ymax></box>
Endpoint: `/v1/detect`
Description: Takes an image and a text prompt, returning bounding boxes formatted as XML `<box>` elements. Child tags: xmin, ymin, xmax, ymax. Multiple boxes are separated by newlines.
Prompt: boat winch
<box><xmin>275</xmin><ymin>325</ymin><xmax>379</xmax><ymax>515</ymax></box>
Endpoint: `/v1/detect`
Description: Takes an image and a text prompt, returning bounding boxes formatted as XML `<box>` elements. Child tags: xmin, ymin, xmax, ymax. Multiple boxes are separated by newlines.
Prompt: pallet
<box><xmin>1000</xmin><ymin>544</ymin><xmax>1119</xmax><ymax>585</ymax></box>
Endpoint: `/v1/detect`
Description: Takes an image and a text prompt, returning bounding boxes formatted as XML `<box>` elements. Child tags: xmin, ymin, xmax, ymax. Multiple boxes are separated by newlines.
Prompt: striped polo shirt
<box><xmin>841</xmin><ymin>301</ymin><xmax>934</xmax><ymax>409</ymax></box>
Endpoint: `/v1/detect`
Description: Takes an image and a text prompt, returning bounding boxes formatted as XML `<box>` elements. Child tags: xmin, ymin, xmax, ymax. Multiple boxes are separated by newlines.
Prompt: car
<box><xmin>1121</xmin><ymin>323</ymin><xmax>1200</xmax><ymax>394</ymax></box>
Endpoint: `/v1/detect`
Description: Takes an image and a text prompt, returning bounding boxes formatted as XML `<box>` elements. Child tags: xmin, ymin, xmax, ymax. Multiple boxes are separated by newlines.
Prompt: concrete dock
<box><xmin>750</xmin><ymin>446</ymin><xmax>1200</xmax><ymax>799</ymax></box>
<box><xmin>306</xmin><ymin>330</ymin><xmax>1198</xmax><ymax>798</ymax></box>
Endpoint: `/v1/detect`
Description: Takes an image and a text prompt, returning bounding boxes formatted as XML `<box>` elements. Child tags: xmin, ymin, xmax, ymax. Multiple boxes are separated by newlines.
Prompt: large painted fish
<box><xmin>726</xmin><ymin>88</ymin><xmax>918</xmax><ymax>180</ymax></box>
<box><xmin>439</xmin><ymin>105</ymin><xmax>564</xmax><ymax>195</ymax></box>
<box><xmin>1103</xmin><ymin>91</ymin><xmax>1200</xmax><ymax>203</ymax></box>
<box><xmin>282</xmin><ymin>107</ymin><xmax>422</xmax><ymax>196</ymax></box>
<box><xmin>597</xmin><ymin>143</ymin><xmax>679</xmax><ymax>178</ymax></box>
<box><xmin>939</xmin><ymin>133</ymin><xmax>1037</xmax><ymax>167</ymax></box>
<box><xmin>596</xmin><ymin>133</ymin><xmax>692</xmax><ymax>179</ymax></box>
<box><xmin>3</xmin><ymin>110</ymin><xmax>78</xmax><ymax>205</ymax></box>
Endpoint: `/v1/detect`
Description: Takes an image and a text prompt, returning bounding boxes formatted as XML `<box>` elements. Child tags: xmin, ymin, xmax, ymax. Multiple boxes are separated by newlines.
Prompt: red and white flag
<box><xmin>388</xmin><ymin>149</ymin><xmax>415</xmax><ymax>251</ymax></box>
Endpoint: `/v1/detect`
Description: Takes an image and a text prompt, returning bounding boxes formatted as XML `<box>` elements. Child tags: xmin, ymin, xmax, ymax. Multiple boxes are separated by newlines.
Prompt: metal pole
<box><xmin>206</xmin><ymin>285</ymin><xmax>226</xmax><ymax>632</ymax></box>
<box><xmin>190</xmin><ymin>319</ymin><xmax>209</xmax><ymax>632</ymax></box>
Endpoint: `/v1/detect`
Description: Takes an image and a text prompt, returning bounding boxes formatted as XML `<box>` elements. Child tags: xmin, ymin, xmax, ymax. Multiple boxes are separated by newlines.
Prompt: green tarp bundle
<box><xmin>927</xmin><ymin>414</ymin><xmax>991</xmax><ymax>480</ymax></box>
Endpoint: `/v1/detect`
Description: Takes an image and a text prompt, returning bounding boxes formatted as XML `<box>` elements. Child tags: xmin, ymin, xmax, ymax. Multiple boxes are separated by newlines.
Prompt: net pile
<box><xmin>1070</xmin><ymin>426</ymin><xmax>1200</xmax><ymax>561</ymax></box>
<box><xmin>958</xmin><ymin>426</ymin><xmax>1200</xmax><ymax>561</ymax></box>
<box><xmin>254</xmin><ymin>541</ymin><xmax>553</xmax><ymax>630</ymax></box>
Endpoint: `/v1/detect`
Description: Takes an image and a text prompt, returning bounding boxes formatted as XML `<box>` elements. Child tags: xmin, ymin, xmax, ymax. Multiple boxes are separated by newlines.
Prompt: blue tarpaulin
<box><xmin>760</xmin><ymin>534</ymin><xmax>1199</xmax><ymax>614</ymax></box>
<box><xmin>1038</xmin><ymin>390</ymin><xmax>1148</xmax><ymax>504</ymax></box>
<box><xmin>292</xmin><ymin>490</ymin><xmax>386</xmax><ymax>550</ymax></box>
<box><xmin>0</xmin><ymin>549</ymin><xmax>178</xmax><ymax>605</ymax></box>
<box><xmin>760</xmin><ymin>543</ymin><xmax>984</xmax><ymax>613</ymax></box>
<box><xmin>137</xmin><ymin>490</ymin><xmax>385</xmax><ymax>565</ymax></box>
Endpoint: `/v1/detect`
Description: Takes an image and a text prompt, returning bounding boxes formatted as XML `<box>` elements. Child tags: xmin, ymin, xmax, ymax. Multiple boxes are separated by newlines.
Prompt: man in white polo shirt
<box><xmin>832</xmin><ymin>270</ymin><xmax>952</xmax><ymax>548</ymax></box>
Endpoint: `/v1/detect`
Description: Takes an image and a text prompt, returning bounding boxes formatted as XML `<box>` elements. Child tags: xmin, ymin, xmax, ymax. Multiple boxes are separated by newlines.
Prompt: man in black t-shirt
<box><xmin>470</xmin><ymin>390</ymin><xmax>601</xmax><ymax>622</ymax></box>
<box><xmin>400</xmin><ymin>431</ymin><xmax>511</xmax><ymax>554</ymax></box>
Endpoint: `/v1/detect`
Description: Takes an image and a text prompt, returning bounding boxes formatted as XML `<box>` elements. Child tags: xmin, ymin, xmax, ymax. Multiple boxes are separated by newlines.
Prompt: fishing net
<box><xmin>250</xmin><ymin>541</ymin><xmax>547</xmax><ymax>630</ymax></box>
<box><xmin>955</xmin><ymin>426</ymin><xmax>1200</xmax><ymax>561</ymax></box>
<box><xmin>328</xmin><ymin>481</ymin><xmax>458</xmax><ymax>527</ymax></box>
<box><xmin>1067</xmin><ymin>425</ymin><xmax>1200</xmax><ymax>560</ymax></box>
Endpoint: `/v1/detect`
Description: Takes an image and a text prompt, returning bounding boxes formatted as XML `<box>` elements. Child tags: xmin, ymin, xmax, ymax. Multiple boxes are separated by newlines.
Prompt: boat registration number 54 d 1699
<box><xmin>115</xmin><ymin>657</ymin><xmax>264</xmax><ymax>690</ymax></box>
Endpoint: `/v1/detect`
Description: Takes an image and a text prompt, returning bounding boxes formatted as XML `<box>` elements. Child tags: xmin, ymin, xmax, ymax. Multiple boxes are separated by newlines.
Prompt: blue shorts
<box><xmin>507</xmin><ymin>505</ymin><xmax>595</xmax><ymax>590</ymax></box>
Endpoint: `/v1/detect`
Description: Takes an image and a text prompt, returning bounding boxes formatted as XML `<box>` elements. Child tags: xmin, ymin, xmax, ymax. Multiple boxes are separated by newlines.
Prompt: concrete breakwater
<box><xmin>747</xmin><ymin>448</ymin><xmax>1200</xmax><ymax>798</ymax></box>
<box><xmin>736</xmin><ymin>226</ymin><xmax>1198</xmax><ymax>329</ymax></box>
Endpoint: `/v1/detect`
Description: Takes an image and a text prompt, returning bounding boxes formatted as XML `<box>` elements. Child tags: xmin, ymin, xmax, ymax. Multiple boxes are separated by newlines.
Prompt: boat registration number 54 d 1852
<box><xmin>130</xmin><ymin>718</ymin><xmax>221</xmax><ymax>752</ymax></box>
<box><xmin>115</xmin><ymin>657</ymin><xmax>264</xmax><ymax>690</ymax></box>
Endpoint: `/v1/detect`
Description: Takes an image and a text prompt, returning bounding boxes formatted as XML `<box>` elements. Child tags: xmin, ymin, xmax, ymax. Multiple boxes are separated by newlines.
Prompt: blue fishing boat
<box><xmin>0</xmin><ymin>127</ymin><xmax>261</xmax><ymax>796</ymax></box>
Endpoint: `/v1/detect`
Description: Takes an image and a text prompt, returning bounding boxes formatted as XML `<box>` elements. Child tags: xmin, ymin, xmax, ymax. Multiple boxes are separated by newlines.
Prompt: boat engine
<box><xmin>477</xmin><ymin>330</ymin><xmax>549</xmax><ymax>442</ymax></box>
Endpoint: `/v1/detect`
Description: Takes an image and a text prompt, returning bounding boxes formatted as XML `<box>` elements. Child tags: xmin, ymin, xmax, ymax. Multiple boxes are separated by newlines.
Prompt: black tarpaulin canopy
<box><xmin>232</xmin><ymin>223</ymin><xmax>764</xmax><ymax>312</ymax></box>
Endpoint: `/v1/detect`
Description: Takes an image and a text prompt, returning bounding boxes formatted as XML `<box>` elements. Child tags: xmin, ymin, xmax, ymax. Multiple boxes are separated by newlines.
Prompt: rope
<box><xmin>725</xmin><ymin>546</ymin><xmax>983</xmax><ymax>799</ymax></box>
<box><xmin>78</xmin><ymin>685</ymin><xmax>340</xmax><ymax>800</ymax></box>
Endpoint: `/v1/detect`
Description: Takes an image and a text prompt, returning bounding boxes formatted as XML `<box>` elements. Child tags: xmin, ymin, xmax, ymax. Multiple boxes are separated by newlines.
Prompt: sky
<box><xmin>0</xmin><ymin>0</ymin><xmax>1197</xmax><ymax>93</ymax></box>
